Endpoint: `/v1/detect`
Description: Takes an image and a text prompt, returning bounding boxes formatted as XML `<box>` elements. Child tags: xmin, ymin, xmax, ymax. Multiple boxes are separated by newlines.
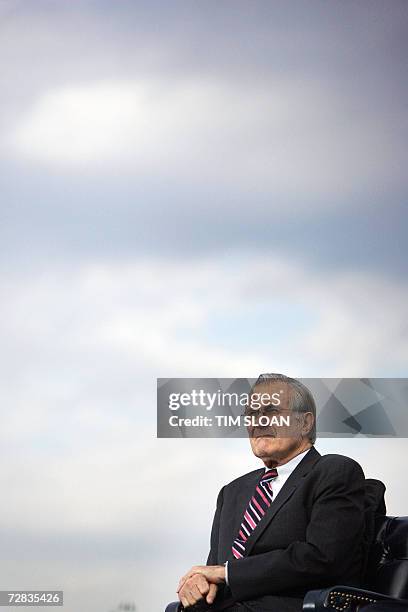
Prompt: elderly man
<box><xmin>167</xmin><ymin>374</ymin><xmax>366</xmax><ymax>612</ymax></box>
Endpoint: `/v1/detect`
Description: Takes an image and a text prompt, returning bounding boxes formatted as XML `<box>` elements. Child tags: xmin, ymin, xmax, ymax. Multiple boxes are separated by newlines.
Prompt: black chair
<box><xmin>303</xmin><ymin>480</ymin><xmax>408</xmax><ymax>611</ymax></box>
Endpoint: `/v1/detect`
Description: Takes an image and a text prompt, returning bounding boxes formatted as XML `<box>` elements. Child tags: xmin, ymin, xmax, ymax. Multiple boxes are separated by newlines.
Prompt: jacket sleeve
<box><xmin>206</xmin><ymin>486</ymin><xmax>225</xmax><ymax>566</ymax></box>
<box><xmin>227</xmin><ymin>458</ymin><xmax>365</xmax><ymax>601</ymax></box>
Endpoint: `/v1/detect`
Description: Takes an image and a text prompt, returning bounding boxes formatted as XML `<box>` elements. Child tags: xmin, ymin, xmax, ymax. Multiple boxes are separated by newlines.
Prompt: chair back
<box><xmin>365</xmin><ymin>515</ymin><xmax>408</xmax><ymax>599</ymax></box>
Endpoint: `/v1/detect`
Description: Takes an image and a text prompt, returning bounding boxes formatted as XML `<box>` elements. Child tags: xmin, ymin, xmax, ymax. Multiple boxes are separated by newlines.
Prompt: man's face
<box><xmin>247</xmin><ymin>381</ymin><xmax>311</xmax><ymax>466</ymax></box>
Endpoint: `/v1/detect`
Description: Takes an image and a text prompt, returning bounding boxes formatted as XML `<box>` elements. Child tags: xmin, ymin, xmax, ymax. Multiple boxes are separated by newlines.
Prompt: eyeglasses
<box><xmin>243</xmin><ymin>406</ymin><xmax>297</xmax><ymax>418</ymax></box>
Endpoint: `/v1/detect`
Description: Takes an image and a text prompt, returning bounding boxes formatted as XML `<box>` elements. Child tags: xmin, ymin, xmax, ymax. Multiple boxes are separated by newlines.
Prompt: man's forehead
<box><xmin>250</xmin><ymin>380</ymin><xmax>292</xmax><ymax>408</ymax></box>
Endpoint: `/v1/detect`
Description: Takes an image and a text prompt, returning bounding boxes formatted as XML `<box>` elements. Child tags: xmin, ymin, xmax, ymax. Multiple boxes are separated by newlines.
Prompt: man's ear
<box><xmin>301</xmin><ymin>412</ymin><xmax>314</xmax><ymax>437</ymax></box>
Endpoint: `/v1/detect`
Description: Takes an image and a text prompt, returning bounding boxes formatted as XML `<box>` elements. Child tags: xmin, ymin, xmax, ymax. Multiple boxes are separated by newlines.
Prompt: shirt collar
<box><xmin>264</xmin><ymin>447</ymin><xmax>311</xmax><ymax>476</ymax></box>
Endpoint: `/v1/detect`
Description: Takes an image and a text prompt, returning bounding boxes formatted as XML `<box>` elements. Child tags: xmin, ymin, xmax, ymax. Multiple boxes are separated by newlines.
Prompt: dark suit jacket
<box><xmin>206</xmin><ymin>447</ymin><xmax>366</xmax><ymax>612</ymax></box>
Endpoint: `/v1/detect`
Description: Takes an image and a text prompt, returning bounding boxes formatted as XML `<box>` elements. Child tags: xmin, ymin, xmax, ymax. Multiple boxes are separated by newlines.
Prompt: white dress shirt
<box><xmin>224</xmin><ymin>447</ymin><xmax>312</xmax><ymax>585</ymax></box>
<box><xmin>264</xmin><ymin>447</ymin><xmax>310</xmax><ymax>499</ymax></box>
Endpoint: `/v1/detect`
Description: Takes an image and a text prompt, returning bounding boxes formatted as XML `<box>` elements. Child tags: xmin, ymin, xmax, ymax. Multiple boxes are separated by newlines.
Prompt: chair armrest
<box><xmin>302</xmin><ymin>585</ymin><xmax>408</xmax><ymax>611</ymax></box>
<box><xmin>165</xmin><ymin>603</ymin><xmax>183</xmax><ymax>612</ymax></box>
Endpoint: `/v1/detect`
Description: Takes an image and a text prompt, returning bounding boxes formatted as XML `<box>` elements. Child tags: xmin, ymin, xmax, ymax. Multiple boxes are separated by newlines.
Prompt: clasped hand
<box><xmin>177</xmin><ymin>565</ymin><xmax>225</xmax><ymax>608</ymax></box>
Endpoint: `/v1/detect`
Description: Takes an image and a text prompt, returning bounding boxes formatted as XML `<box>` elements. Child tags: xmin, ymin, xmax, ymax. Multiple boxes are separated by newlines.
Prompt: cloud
<box><xmin>8</xmin><ymin>75</ymin><xmax>406</xmax><ymax>204</ymax></box>
<box><xmin>2</xmin><ymin>1</ymin><xmax>406</xmax><ymax>276</ymax></box>
<box><xmin>1</xmin><ymin>254</ymin><xmax>407</xmax><ymax>421</ymax></box>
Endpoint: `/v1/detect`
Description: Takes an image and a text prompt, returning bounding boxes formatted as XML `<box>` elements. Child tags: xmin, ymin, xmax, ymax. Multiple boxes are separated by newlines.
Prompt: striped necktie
<box><xmin>231</xmin><ymin>467</ymin><xmax>278</xmax><ymax>560</ymax></box>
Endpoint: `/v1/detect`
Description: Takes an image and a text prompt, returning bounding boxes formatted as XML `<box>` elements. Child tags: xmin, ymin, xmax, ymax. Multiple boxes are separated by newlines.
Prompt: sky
<box><xmin>0</xmin><ymin>2</ymin><xmax>407</xmax><ymax>611</ymax></box>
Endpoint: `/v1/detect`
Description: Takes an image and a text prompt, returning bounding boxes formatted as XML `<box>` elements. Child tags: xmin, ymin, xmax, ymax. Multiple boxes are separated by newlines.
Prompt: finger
<box><xmin>184</xmin><ymin>578</ymin><xmax>205</xmax><ymax>602</ymax></box>
<box><xmin>178</xmin><ymin>588</ymin><xmax>188</xmax><ymax>607</ymax></box>
<box><xmin>177</xmin><ymin>574</ymin><xmax>189</xmax><ymax>592</ymax></box>
<box><xmin>177</xmin><ymin>570</ymin><xmax>196</xmax><ymax>592</ymax></box>
<box><xmin>196</xmin><ymin>575</ymin><xmax>210</xmax><ymax>596</ymax></box>
<box><xmin>179</xmin><ymin>587</ymin><xmax>194</xmax><ymax>608</ymax></box>
<box><xmin>189</xmin><ymin>584</ymin><xmax>204</xmax><ymax>603</ymax></box>
<box><xmin>206</xmin><ymin>583</ymin><xmax>218</xmax><ymax>604</ymax></box>
<box><xmin>185</xmin><ymin>589</ymin><xmax>199</xmax><ymax>607</ymax></box>
<box><xmin>178</xmin><ymin>584</ymin><xmax>194</xmax><ymax>608</ymax></box>
<box><xmin>178</xmin><ymin>566</ymin><xmax>213</xmax><ymax>594</ymax></box>
<box><xmin>177</xmin><ymin>575</ymin><xmax>196</xmax><ymax>593</ymax></box>
<box><xmin>177</xmin><ymin>566</ymin><xmax>203</xmax><ymax>591</ymax></box>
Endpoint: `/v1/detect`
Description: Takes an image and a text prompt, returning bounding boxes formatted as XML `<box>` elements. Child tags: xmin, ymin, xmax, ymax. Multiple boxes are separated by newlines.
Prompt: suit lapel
<box><xmin>243</xmin><ymin>446</ymin><xmax>321</xmax><ymax>556</ymax></box>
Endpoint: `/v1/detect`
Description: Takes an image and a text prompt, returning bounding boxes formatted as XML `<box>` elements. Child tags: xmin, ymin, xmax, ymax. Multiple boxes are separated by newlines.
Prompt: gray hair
<box><xmin>253</xmin><ymin>373</ymin><xmax>317</xmax><ymax>443</ymax></box>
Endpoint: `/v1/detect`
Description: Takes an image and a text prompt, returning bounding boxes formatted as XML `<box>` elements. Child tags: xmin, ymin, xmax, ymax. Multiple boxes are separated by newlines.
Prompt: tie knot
<box><xmin>261</xmin><ymin>468</ymin><xmax>278</xmax><ymax>482</ymax></box>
